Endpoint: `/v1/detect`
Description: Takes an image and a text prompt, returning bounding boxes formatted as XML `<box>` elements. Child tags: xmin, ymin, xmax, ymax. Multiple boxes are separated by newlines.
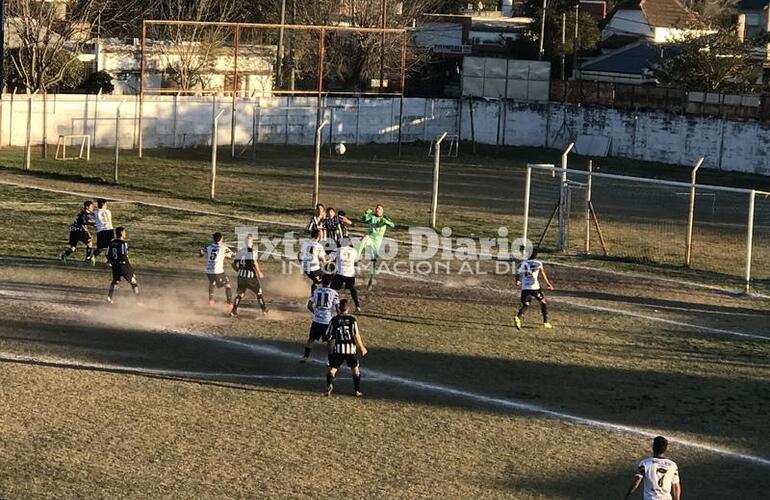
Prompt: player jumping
<box><xmin>323</xmin><ymin>299</ymin><xmax>368</xmax><ymax>397</ymax></box>
<box><xmin>624</xmin><ymin>436</ymin><xmax>681</xmax><ymax>500</ymax></box>
<box><xmin>357</xmin><ymin>204</ymin><xmax>395</xmax><ymax>288</ymax></box>
<box><xmin>60</xmin><ymin>200</ymin><xmax>96</xmax><ymax>265</ymax></box>
<box><xmin>299</xmin><ymin>228</ymin><xmax>327</xmax><ymax>294</ymax></box>
<box><xmin>93</xmin><ymin>199</ymin><xmax>114</xmax><ymax>264</ymax></box>
<box><xmin>330</xmin><ymin>238</ymin><xmax>361</xmax><ymax>313</ymax></box>
<box><xmin>230</xmin><ymin>234</ymin><xmax>267</xmax><ymax>317</ymax></box>
<box><xmin>106</xmin><ymin>227</ymin><xmax>140</xmax><ymax>304</ymax></box>
<box><xmin>514</xmin><ymin>250</ymin><xmax>554</xmax><ymax>330</ymax></box>
<box><xmin>323</xmin><ymin>206</ymin><xmax>352</xmax><ymax>251</ymax></box>
<box><xmin>200</xmin><ymin>232</ymin><xmax>234</xmax><ymax>309</ymax></box>
<box><xmin>301</xmin><ymin>273</ymin><xmax>339</xmax><ymax>363</ymax></box>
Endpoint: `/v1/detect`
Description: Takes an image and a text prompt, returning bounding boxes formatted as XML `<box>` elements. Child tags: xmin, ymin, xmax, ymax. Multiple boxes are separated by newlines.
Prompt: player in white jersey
<box><xmin>624</xmin><ymin>436</ymin><xmax>681</xmax><ymax>500</ymax></box>
<box><xmin>514</xmin><ymin>250</ymin><xmax>554</xmax><ymax>330</ymax></box>
<box><xmin>330</xmin><ymin>238</ymin><xmax>361</xmax><ymax>312</ymax></box>
<box><xmin>93</xmin><ymin>199</ymin><xmax>114</xmax><ymax>263</ymax></box>
<box><xmin>299</xmin><ymin>228</ymin><xmax>328</xmax><ymax>294</ymax></box>
<box><xmin>300</xmin><ymin>274</ymin><xmax>339</xmax><ymax>363</ymax></box>
<box><xmin>199</xmin><ymin>232</ymin><xmax>234</xmax><ymax>308</ymax></box>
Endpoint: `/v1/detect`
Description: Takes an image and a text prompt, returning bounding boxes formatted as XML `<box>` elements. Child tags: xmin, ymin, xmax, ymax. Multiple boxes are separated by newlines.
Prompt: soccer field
<box><xmin>1</xmin><ymin>142</ymin><xmax>769</xmax><ymax>292</ymax></box>
<box><xmin>0</xmin><ymin>177</ymin><xmax>769</xmax><ymax>499</ymax></box>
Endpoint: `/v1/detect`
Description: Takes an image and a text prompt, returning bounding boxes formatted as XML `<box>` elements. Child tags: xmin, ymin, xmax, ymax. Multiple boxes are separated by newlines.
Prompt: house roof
<box><xmin>737</xmin><ymin>0</ymin><xmax>768</xmax><ymax>11</ymax></box>
<box><xmin>613</xmin><ymin>0</ymin><xmax>698</xmax><ymax>28</ymax></box>
<box><xmin>579</xmin><ymin>39</ymin><xmax>677</xmax><ymax>75</ymax></box>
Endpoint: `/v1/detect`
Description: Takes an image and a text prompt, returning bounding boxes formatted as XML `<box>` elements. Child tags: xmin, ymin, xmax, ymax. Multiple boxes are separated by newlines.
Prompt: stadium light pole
<box><xmin>572</xmin><ymin>1</ymin><xmax>579</xmax><ymax>78</ymax></box>
<box><xmin>538</xmin><ymin>0</ymin><xmax>547</xmax><ymax>60</ymax></box>
<box><xmin>277</xmin><ymin>0</ymin><xmax>287</xmax><ymax>88</ymax></box>
<box><xmin>380</xmin><ymin>0</ymin><xmax>387</xmax><ymax>89</ymax></box>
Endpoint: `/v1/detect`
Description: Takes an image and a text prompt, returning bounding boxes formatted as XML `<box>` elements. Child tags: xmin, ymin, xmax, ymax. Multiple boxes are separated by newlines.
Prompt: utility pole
<box><xmin>572</xmin><ymin>1</ymin><xmax>579</xmax><ymax>78</ymax></box>
<box><xmin>380</xmin><ymin>0</ymin><xmax>387</xmax><ymax>89</ymax></box>
<box><xmin>0</xmin><ymin>0</ymin><xmax>5</xmax><ymax>92</ymax></box>
<box><xmin>560</xmin><ymin>12</ymin><xmax>566</xmax><ymax>80</ymax></box>
<box><xmin>538</xmin><ymin>0</ymin><xmax>548</xmax><ymax>61</ymax></box>
<box><xmin>277</xmin><ymin>0</ymin><xmax>287</xmax><ymax>88</ymax></box>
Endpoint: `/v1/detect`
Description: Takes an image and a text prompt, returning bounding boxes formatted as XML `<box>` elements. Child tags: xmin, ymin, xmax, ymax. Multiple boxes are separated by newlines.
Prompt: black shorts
<box><xmin>96</xmin><ymin>229</ymin><xmax>115</xmax><ymax>250</ymax></box>
<box><xmin>111</xmin><ymin>263</ymin><xmax>136</xmax><ymax>284</ymax></box>
<box><xmin>521</xmin><ymin>289</ymin><xmax>545</xmax><ymax>304</ymax></box>
<box><xmin>331</xmin><ymin>274</ymin><xmax>355</xmax><ymax>291</ymax></box>
<box><xmin>308</xmin><ymin>321</ymin><xmax>329</xmax><ymax>342</ymax></box>
<box><xmin>68</xmin><ymin>230</ymin><xmax>91</xmax><ymax>248</ymax></box>
<box><xmin>237</xmin><ymin>277</ymin><xmax>262</xmax><ymax>295</ymax></box>
<box><xmin>328</xmin><ymin>352</ymin><xmax>359</xmax><ymax>369</ymax></box>
<box><xmin>305</xmin><ymin>269</ymin><xmax>324</xmax><ymax>285</ymax></box>
<box><xmin>207</xmin><ymin>273</ymin><xmax>230</xmax><ymax>288</ymax></box>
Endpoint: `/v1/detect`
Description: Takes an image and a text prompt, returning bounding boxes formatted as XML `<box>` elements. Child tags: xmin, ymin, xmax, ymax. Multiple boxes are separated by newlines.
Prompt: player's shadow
<box><xmin>361</xmin><ymin>311</ymin><xmax>504</xmax><ymax>329</ymax></box>
<box><xmin>493</xmin><ymin>455</ymin><xmax>769</xmax><ymax>499</ymax></box>
<box><xmin>2</xmin><ymin>313</ymin><xmax>769</xmax><ymax>465</ymax></box>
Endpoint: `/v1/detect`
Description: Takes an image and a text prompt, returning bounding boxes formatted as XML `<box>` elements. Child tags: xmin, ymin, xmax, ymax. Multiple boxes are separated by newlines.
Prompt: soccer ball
<box><xmin>335</xmin><ymin>143</ymin><xmax>347</xmax><ymax>155</ymax></box>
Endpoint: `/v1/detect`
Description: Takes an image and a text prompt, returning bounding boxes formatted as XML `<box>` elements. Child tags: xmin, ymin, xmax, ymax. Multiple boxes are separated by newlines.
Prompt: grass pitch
<box><xmin>0</xmin><ymin>179</ymin><xmax>769</xmax><ymax>498</ymax></box>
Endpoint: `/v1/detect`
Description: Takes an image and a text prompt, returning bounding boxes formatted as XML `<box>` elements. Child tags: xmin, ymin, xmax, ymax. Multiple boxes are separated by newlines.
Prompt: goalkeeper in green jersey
<box><xmin>357</xmin><ymin>204</ymin><xmax>395</xmax><ymax>288</ymax></box>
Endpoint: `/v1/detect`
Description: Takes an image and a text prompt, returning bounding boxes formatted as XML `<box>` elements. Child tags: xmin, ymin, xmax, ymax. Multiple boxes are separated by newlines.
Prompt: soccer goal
<box><xmin>522</xmin><ymin>163</ymin><xmax>770</xmax><ymax>292</ymax></box>
<box><xmin>55</xmin><ymin>135</ymin><xmax>91</xmax><ymax>161</ymax></box>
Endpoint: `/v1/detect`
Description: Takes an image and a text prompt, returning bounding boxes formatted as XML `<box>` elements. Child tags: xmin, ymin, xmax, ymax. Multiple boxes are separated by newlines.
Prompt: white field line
<box><xmin>0</xmin><ymin>351</ymin><xmax>319</xmax><ymax>383</ymax></box>
<box><xmin>180</xmin><ymin>328</ymin><xmax>770</xmax><ymax>469</ymax></box>
<box><xmin>2</xmin><ymin>177</ymin><xmax>767</xmax><ymax>299</ymax></box>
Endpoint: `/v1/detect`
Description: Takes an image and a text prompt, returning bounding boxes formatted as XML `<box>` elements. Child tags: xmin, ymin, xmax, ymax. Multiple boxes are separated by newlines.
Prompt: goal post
<box><xmin>522</xmin><ymin>163</ymin><xmax>770</xmax><ymax>292</ymax></box>
<box><xmin>55</xmin><ymin>135</ymin><xmax>91</xmax><ymax>161</ymax></box>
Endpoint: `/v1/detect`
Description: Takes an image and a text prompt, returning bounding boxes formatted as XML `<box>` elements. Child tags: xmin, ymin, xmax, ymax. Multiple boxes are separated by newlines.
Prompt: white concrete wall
<box><xmin>2</xmin><ymin>93</ymin><xmax>770</xmax><ymax>176</ymax></box>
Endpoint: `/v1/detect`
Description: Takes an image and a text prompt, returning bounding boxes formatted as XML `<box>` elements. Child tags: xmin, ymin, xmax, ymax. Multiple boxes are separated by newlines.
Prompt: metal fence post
<box><xmin>585</xmin><ymin>159</ymin><xmax>593</xmax><ymax>254</ymax></box>
<box><xmin>114</xmin><ymin>101</ymin><xmax>125</xmax><ymax>184</ymax></box>
<box><xmin>685</xmin><ymin>157</ymin><xmax>704</xmax><ymax>267</ymax></box>
<box><xmin>24</xmin><ymin>92</ymin><xmax>37</xmax><ymax>170</ymax></box>
<box><xmin>745</xmin><ymin>189</ymin><xmax>756</xmax><ymax>294</ymax></box>
<box><xmin>430</xmin><ymin>132</ymin><xmax>448</xmax><ymax>229</ymax></box>
<box><xmin>211</xmin><ymin>109</ymin><xmax>226</xmax><ymax>200</ymax></box>
<box><xmin>557</xmin><ymin>142</ymin><xmax>574</xmax><ymax>252</ymax></box>
<box><xmin>313</xmin><ymin>119</ymin><xmax>329</xmax><ymax>207</ymax></box>
<box><xmin>523</xmin><ymin>166</ymin><xmax>532</xmax><ymax>243</ymax></box>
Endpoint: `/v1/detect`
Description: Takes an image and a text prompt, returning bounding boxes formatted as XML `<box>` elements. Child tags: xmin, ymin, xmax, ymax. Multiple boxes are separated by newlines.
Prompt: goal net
<box><xmin>524</xmin><ymin>164</ymin><xmax>770</xmax><ymax>291</ymax></box>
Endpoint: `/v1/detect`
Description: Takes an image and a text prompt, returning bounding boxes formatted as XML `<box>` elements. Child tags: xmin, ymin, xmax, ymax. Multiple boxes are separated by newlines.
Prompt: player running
<box><xmin>300</xmin><ymin>274</ymin><xmax>339</xmax><ymax>363</ymax></box>
<box><xmin>323</xmin><ymin>299</ymin><xmax>368</xmax><ymax>397</ymax></box>
<box><xmin>200</xmin><ymin>232</ymin><xmax>234</xmax><ymax>309</ymax></box>
<box><xmin>93</xmin><ymin>199</ymin><xmax>114</xmax><ymax>263</ymax></box>
<box><xmin>230</xmin><ymin>234</ymin><xmax>267</xmax><ymax>317</ymax></box>
<box><xmin>61</xmin><ymin>200</ymin><xmax>96</xmax><ymax>265</ymax></box>
<box><xmin>514</xmin><ymin>250</ymin><xmax>554</xmax><ymax>330</ymax></box>
<box><xmin>357</xmin><ymin>204</ymin><xmax>395</xmax><ymax>288</ymax></box>
<box><xmin>106</xmin><ymin>227</ymin><xmax>140</xmax><ymax>304</ymax></box>
<box><xmin>624</xmin><ymin>436</ymin><xmax>681</xmax><ymax>500</ymax></box>
<box><xmin>299</xmin><ymin>228</ymin><xmax>327</xmax><ymax>294</ymax></box>
<box><xmin>330</xmin><ymin>238</ymin><xmax>361</xmax><ymax>313</ymax></box>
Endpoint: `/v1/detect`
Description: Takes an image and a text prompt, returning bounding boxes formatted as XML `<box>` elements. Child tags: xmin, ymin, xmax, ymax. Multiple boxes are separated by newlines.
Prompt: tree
<box><xmin>519</xmin><ymin>0</ymin><xmax>601</xmax><ymax>61</ymax></box>
<box><xmin>652</xmin><ymin>28</ymin><xmax>762</xmax><ymax>93</ymax></box>
<box><xmin>6</xmin><ymin>0</ymin><xmax>102</xmax><ymax>92</ymax></box>
<box><xmin>148</xmin><ymin>0</ymin><xmax>238</xmax><ymax>92</ymax></box>
<box><xmin>284</xmin><ymin>0</ymin><xmax>442</xmax><ymax>91</ymax></box>
<box><xmin>682</xmin><ymin>0</ymin><xmax>739</xmax><ymax>25</ymax></box>
<box><xmin>78</xmin><ymin>70</ymin><xmax>115</xmax><ymax>93</ymax></box>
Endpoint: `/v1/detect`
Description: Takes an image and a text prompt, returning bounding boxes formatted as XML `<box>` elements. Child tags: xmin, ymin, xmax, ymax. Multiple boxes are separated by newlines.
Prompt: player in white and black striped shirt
<box><xmin>230</xmin><ymin>234</ymin><xmax>267</xmax><ymax>317</ymax></box>
<box><xmin>323</xmin><ymin>299</ymin><xmax>368</xmax><ymax>397</ymax></box>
